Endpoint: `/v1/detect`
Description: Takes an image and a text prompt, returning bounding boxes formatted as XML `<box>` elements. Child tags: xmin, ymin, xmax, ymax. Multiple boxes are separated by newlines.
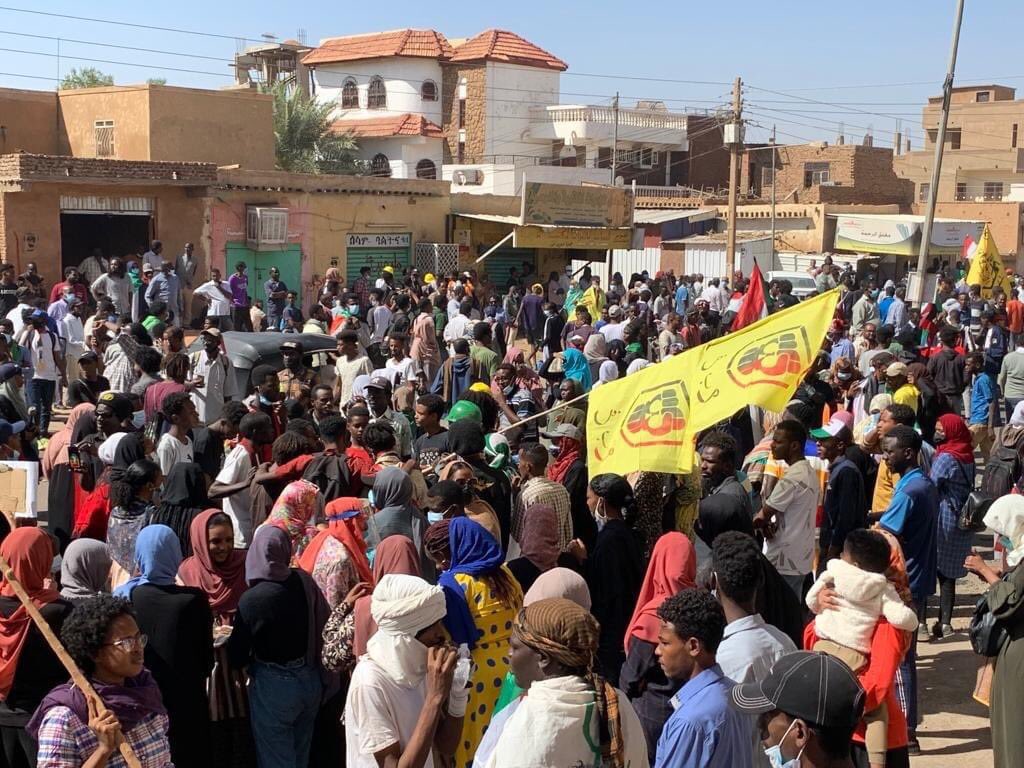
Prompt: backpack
<box><xmin>302</xmin><ymin>452</ymin><xmax>351</xmax><ymax>504</ymax></box>
<box><xmin>980</xmin><ymin>441</ymin><xmax>1021</xmax><ymax>499</ymax></box>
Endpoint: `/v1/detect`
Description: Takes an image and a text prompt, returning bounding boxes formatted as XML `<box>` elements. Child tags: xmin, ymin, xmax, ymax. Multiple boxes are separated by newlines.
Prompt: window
<box><xmin>367</xmin><ymin>76</ymin><xmax>386</xmax><ymax>110</ymax></box>
<box><xmin>370</xmin><ymin>154</ymin><xmax>391</xmax><ymax>177</ymax></box>
<box><xmin>919</xmin><ymin>182</ymin><xmax>931</xmax><ymax>202</ymax></box>
<box><xmin>761</xmin><ymin>166</ymin><xmax>775</xmax><ymax>187</ymax></box>
<box><xmin>94</xmin><ymin>120</ymin><xmax>115</xmax><ymax>158</ymax></box>
<box><xmin>955</xmin><ymin>182</ymin><xmax>968</xmax><ymax>201</ymax></box>
<box><xmin>803</xmin><ymin>162</ymin><xmax>830</xmax><ymax>187</ymax></box>
<box><xmin>927</xmin><ymin>129</ymin><xmax>938</xmax><ymax>145</ymax></box>
<box><xmin>948</xmin><ymin>128</ymin><xmax>961</xmax><ymax>150</ymax></box>
<box><xmin>977</xmin><ymin>91</ymin><xmax>991</xmax><ymax>103</ymax></box>
<box><xmin>415</xmin><ymin>159</ymin><xmax>437</xmax><ymax>179</ymax></box>
<box><xmin>984</xmin><ymin>181</ymin><xmax>1004</xmax><ymax>201</ymax></box>
<box><xmin>638</xmin><ymin>148</ymin><xmax>656</xmax><ymax>168</ymax></box>
<box><xmin>341</xmin><ymin>78</ymin><xmax>358</xmax><ymax>109</ymax></box>
<box><xmin>1013</xmin><ymin>123</ymin><xmax>1018</xmax><ymax>149</ymax></box>
<box><xmin>457</xmin><ymin>129</ymin><xmax>466</xmax><ymax>163</ymax></box>
<box><xmin>246</xmin><ymin>207</ymin><xmax>288</xmax><ymax>250</ymax></box>
<box><xmin>458</xmin><ymin>78</ymin><xmax>468</xmax><ymax>100</ymax></box>
<box><xmin>421</xmin><ymin>80</ymin><xmax>437</xmax><ymax>101</ymax></box>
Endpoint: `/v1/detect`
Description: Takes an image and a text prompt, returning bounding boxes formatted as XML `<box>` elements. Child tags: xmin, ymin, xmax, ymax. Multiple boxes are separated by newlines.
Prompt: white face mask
<box><xmin>131</xmin><ymin>410</ymin><xmax>146</xmax><ymax>430</ymax></box>
<box><xmin>764</xmin><ymin>719</ymin><xmax>804</xmax><ymax>768</ymax></box>
<box><xmin>594</xmin><ymin>499</ymin><xmax>608</xmax><ymax>531</ymax></box>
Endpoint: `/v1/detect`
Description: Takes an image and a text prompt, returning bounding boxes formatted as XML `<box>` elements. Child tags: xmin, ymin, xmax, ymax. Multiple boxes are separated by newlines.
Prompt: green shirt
<box><xmin>141</xmin><ymin>315</ymin><xmax>160</xmax><ymax>331</ymax></box>
<box><xmin>470</xmin><ymin>344</ymin><xmax>499</xmax><ymax>380</ymax></box>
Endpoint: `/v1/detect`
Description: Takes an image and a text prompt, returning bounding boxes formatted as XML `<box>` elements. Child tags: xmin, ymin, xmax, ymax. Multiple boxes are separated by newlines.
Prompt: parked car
<box><xmin>186</xmin><ymin>331</ymin><xmax>338</xmax><ymax>396</ymax></box>
<box><xmin>766</xmin><ymin>271</ymin><xmax>818</xmax><ymax>300</ymax></box>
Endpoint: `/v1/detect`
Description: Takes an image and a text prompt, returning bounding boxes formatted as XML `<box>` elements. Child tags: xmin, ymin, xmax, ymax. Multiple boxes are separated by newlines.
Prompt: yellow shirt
<box><xmin>872</xmin><ymin>460</ymin><xmax>897</xmax><ymax>513</ymax></box>
<box><xmin>892</xmin><ymin>384</ymin><xmax>919</xmax><ymax>413</ymax></box>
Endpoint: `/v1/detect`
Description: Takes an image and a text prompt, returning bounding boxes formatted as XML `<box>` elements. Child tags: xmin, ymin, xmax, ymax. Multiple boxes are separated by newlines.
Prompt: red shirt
<box><xmin>49</xmin><ymin>281</ymin><xmax>89</xmax><ymax>306</ymax></box>
<box><xmin>1007</xmin><ymin>299</ymin><xmax>1024</xmax><ymax>334</ymax></box>
<box><xmin>143</xmin><ymin>381</ymin><xmax>188</xmax><ymax>421</ymax></box>
<box><xmin>804</xmin><ymin>619</ymin><xmax>910</xmax><ymax>749</ymax></box>
<box><xmin>345</xmin><ymin>446</ymin><xmax>374</xmax><ymax>496</ymax></box>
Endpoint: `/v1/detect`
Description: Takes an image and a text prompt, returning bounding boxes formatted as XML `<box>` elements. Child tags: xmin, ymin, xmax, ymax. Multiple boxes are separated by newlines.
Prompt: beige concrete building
<box><xmin>894</xmin><ymin>84</ymin><xmax>1024</xmax><ymax>204</ymax></box>
<box><xmin>0</xmin><ymin>84</ymin><xmax>275</xmax><ymax>169</ymax></box>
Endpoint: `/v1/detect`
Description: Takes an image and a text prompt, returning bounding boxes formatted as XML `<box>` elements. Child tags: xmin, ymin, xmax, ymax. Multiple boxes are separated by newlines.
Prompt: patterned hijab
<box><xmin>266</xmin><ymin>479</ymin><xmax>320</xmax><ymax>564</ymax></box>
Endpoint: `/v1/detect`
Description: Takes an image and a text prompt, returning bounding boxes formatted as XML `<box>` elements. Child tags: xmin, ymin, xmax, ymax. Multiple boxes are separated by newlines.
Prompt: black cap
<box><xmin>279</xmin><ymin>340</ymin><xmax>304</xmax><ymax>352</ymax></box>
<box><xmin>365</xmin><ymin>375</ymin><xmax>392</xmax><ymax>392</ymax></box>
<box><xmin>97</xmin><ymin>391</ymin><xmax>134</xmax><ymax>420</ymax></box>
<box><xmin>731</xmin><ymin>651</ymin><xmax>865</xmax><ymax>730</ymax></box>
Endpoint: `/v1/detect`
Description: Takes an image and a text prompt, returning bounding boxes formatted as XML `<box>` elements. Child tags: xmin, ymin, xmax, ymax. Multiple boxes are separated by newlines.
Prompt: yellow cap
<box><xmin>383</xmin><ymin>265</ymin><xmax>394</xmax><ymax>274</ymax></box>
<box><xmin>424</xmin><ymin>272</ymin><xmax>435</xmax><ymax>284</ymax></box>
<box><xmin>469</xmin><ymin>382</ymin><xmax>491</xmax><ymax>393</ymax></box>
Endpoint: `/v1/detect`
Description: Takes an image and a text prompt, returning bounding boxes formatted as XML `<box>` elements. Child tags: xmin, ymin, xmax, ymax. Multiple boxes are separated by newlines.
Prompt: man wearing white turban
<box><xmin>344</xmin><ymin>573</ymin><xmax>466</xmax><ymax>768</ymax></box>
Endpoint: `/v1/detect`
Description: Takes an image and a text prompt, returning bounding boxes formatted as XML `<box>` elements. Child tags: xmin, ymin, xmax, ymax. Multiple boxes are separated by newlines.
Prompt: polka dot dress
<box><xmin>453</xmin><ymin>568</ymin><xmax>523</xmax><ymax>768</ymax></box>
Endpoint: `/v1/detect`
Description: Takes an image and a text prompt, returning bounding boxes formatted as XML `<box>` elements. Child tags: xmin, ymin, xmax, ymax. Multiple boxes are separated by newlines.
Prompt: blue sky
<box><xmin>1</xmin><ymin>1</ymin><xmax>1021</xmax><ymax>149</ymax></box>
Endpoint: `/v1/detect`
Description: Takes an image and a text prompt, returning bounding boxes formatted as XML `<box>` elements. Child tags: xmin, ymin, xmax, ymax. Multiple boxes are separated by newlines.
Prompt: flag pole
<box><xmin>0</xmin><ymin>553</ymin><xmax>143</xmax><ymax>768</ymax></box>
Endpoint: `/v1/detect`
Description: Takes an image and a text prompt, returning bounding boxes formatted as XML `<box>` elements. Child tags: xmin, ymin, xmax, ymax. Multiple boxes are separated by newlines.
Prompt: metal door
<box><xmin>480</xmin><ymin>248</ymin><xmax>536</xmax><ymax>292</ymax></box>
<box><xmin>345</xmin><ymin>248</ymin><xmax>410</xmax><ymax>286</ymax></box>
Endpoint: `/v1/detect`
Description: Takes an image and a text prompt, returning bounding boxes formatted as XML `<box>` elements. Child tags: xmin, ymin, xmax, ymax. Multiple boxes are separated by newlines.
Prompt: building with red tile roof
<box><xmin>302</xmin><ymin>29</ymin><xmax>454</xmax><ymax>66</ymax></box>
<box><xmin>332</xmin><ymin>113</ymin><xmax>444</xmax><ymax>139</ymax></box>
<box><xmin>448</xmin><ymin>29</ymin><xmax>567</xmax><ymax>71</ymax></box>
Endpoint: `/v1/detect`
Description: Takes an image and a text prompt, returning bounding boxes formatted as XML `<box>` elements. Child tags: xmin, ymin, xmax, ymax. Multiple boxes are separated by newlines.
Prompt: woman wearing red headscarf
<box><xmin>546</xmin><ymin>426</ymin><xmax>596</xmax><ymax>551</ymax></box>
<box><xmin>0</xmin><ymin>528</ymin><xmax>73</xmax><ymax>765</ymax></box>
<box><xmin>930</xmin><ymin>412</ymin><xmax>977</xmax><ymax>638</ymax></box>
<box><xmin>619</xmin><ymin>532</ymin><xmax>696</xmax><ymax>760</ymax></box>
<box><xmin>296</xmin><ymin>497</ymin><xmax>372</xmax><ymax>610</ymax></box>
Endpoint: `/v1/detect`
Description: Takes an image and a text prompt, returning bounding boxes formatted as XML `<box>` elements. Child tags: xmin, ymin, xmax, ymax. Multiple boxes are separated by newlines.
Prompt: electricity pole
<box><xmin>726</xmin><ymin>77</ymin><xmax>743</xmax><ymax>281</ymax></box>
<box><xmin>913</xmin><ymin>0</ymin><xmax>966</xmax><ymax>305</ymax></box>
<box><xmin>610</xmin><ymin>92</ymin><xmax>620</xmax><ymax>185</ymax></box>
<box><xmin>770</xmin><ymin>124</ymin><xmax>777</xmax><ymax>269</ymax></box>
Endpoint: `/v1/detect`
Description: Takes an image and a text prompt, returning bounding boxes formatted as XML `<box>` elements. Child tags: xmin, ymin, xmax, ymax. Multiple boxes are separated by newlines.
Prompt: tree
<box><xmin>271</xmin><ymin>81</ymin><xmax>361</xmax><ymax>175</ymax></box>
<box><xmin>146</xmin><ymin>78</ymin><xmax>167</xmax><ymax>86</ymax></box>
<box><xmin>59</xmin><ymin>67</ymin><xmax>114</xmax><ymax>90</ymax></box>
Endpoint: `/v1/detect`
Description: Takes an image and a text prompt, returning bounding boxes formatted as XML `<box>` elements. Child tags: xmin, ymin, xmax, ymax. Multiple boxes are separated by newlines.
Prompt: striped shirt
<box><xmin>36</xmin><ymin>707</ymin><xmax>173</xmax><ymax>767</ymax></box>
<box><xmin>512</xmin><ymin>476</ymin><xmax>573</xmax><ymax>551</ymax></box>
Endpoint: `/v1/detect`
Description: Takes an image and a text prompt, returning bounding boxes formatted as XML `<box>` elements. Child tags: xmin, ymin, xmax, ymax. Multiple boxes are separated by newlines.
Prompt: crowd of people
<box><xmin>0</xmin><ymin>249</ymin><xmax>1017</xmax><ymax>768</ymax></box>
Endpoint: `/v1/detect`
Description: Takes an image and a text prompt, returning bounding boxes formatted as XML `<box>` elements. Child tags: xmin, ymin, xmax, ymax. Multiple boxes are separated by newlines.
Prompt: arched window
<box><xmin>367</xmin><ymin>76</ymin><xmax>386</xmax><ymax>110</ymax></box>
<box><xmin>370</xmin><ymin>154</ymin><xmax>391</xmax><ymax>177</ymax></box>
<box><xmin>415</xmin><ymin>159</ymin><xmax>437</xmax><ymax>180</ymax></box>
<box><xmin>421</xmin><ymin>80</ymin><xmax>438</xmax><ymax>101</ymax></box>
<box><xmin>341</xmin><ymin>78</ymin><xmax>358</xmax><ymax>109</ymax></box>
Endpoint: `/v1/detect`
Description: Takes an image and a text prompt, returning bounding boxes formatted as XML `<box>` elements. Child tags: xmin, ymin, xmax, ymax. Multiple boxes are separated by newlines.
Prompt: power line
<box><xmin>0</xmin><ymin>45</ymin><xmax>232</xmax><ymax>78</ymax></box>
<box><xmin>0</xmin><ymin>28</ymin><xmax>231</xmax><ymax>62</ymax></box>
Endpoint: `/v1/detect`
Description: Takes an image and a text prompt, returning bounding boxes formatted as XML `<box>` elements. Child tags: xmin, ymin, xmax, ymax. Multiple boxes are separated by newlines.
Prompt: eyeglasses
<box><xmin>105</xmin><ymin>633</ymin><xmax>148</xmax><ymax>652</ymax></box>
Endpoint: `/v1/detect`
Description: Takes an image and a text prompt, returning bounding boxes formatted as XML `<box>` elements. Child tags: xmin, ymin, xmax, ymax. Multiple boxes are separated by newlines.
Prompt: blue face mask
<box><xmin>258</xmin><ymin>394</ymin><xmax>275</xmax><ymax>407</ymax></box>
<box><xmin>131</xmin><ymin>410</ymin><xmax>146</xmax><ymax>430</ymax></box>
<box><xmin>1000</xmin><ymin>535</ymin><xmax>1015</xmax><ymax>551</ymax></box>
<box><xmin>427</xmin><ymin>511</ymin><xmax>445</xmax><ymax>524</ymax></box>
<box><xmin>764</xmin><ymin>720</ymin><xmax>803</xmax><ymax>768</ymax></box>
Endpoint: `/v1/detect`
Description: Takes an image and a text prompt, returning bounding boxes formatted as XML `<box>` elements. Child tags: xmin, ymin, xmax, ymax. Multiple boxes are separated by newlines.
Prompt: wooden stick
<box><xmin>496</xmin><ymin>390</ymin><xmax>590</xmax><ymax>434</ymax></box>
<box><xmin>0</xmin><ymin>554</ymin><xmax>143</xmax><ymax>768</ymax></box>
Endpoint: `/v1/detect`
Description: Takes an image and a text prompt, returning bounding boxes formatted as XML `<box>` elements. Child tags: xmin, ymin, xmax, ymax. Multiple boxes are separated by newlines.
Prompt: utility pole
<box><xmin>726</xmin><ymin>77</ymin><xmax>743</xmax><ymax>281</ymax></box>
<box><xmin>610</xmin><ymin>92</ymin><xmax>620</xmax><ymax>185</ymax></box>
<box><xmin>770</xmin><ymin>124</ymin><xmax>777</xmax><ymax>269</ymax></box>
<box><xmin>913</xmin><ymin>0</ymin><xmax>966</xmax><ymax>305</ymax></box>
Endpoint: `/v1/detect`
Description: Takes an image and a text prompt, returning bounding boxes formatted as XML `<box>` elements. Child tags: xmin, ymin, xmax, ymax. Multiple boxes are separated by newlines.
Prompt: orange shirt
<box><xmin>1007</xmin><ymin>299</ymin><xmax>1024</xmax><ymax>334</ymax></box>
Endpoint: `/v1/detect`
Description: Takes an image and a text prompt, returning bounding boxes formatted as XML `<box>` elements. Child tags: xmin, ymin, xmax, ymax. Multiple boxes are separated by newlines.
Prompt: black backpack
<box><xmin>302</xmin><ymin>452</ymin><xmax>351</xmax><ymax>504</ymax></box>
<box><xmin>981</xmin><ymin>441</ymin><xmax>1021</xmax><ymax>499</ymax></box>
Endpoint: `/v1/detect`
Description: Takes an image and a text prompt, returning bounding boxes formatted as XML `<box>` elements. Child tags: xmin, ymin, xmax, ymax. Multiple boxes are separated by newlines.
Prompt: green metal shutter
<box><xmin>480</xmin><ymin>248</ymin><xmax>536</xmax><ymax>292</ymax></box>
<box><xmin>345</xmin><ymin>248</ymin><xmax>411</xmax><ymax>286</ymax></box>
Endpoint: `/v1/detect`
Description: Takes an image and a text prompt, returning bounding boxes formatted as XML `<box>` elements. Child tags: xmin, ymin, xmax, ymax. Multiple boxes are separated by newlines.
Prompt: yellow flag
<box><xmin>965</xmin><ymin>224</ymin><xmax>1011</xmax><ymax>299</ymax></box>
<box><xmin>587</xmin><ymin>289</ymin><xmax>840</xmax><ymax>478</ymax></box>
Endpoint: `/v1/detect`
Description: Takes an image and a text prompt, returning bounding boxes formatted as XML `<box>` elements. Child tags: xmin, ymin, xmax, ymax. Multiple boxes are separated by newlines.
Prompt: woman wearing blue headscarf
<box><xmin>423</xmin><ymin>517</ymin><xmax>523</xmax><ymax>768</ymax></box>
<box><xmin>562</xmin><ymin>347</ymin><xmax>593</xmax><ymax>392</ymax></box>
<box><xmin>118</xmin><ymin>524</ymin><xmax>215</xmax><ymax>767</ymax></box>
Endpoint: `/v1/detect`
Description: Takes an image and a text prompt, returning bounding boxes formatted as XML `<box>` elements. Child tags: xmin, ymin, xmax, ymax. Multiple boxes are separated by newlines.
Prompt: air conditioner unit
<box><xmin>453</xmin><ymin>169</ymin><xmax>483</xmax><ymax>185</ymax></box>
<box><xmin>246</xmin><ymin>207</ymin><xmax>289</xmax><ymax>251</ymax></box>
<box><xmin>819</xmin><ymin>181</ymin><xmax>837</xmax><ymax>187</ymax></box>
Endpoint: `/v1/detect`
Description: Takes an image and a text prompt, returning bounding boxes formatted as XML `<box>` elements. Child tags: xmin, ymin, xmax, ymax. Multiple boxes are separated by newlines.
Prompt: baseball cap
<box><xmin>424</xmin><ymin>272</ymin><xmax>435</xmax><ymax>284</ymax></box>
<box><xmin>541</xmin><ymin>423</ymin><xmax>583</xmax><ymax>442</ymax></box>
<box><xmin>0</xmin><ymin>420</ymin><xmax>25</xmax><ymax>443</ymax></box>
<box><xmin>469</xmin><ymin>382</ymin><xmax>491</xmax><ymax>393</ymax></box>
<box><xmin>98</xmin><ymin>391</ymin><xmax>133</xmax><ymax>420</ymax></box>
<box><xmin>608</xmin><ymin>305</ymin><xmax>623</xmax><ymax>318</ymax></box>
<box><xmin>78</xmin><ymin>351</ymin><xmax>99</xmax><ymax>364</ymax></box>
<box><xmin>30</xmin><ymin>309</ymin><xmax>47</xmax><ymax>322</ymax></box>
<box><xmin>885</xmin><ymin>361</ymin><xmax>908</xmax><ymax>377</ymax></box>
<box><xmin>0</xmin><ymin>363</ymin><xmax>19</xmax><ymax>383</ymax></box>
<box><xmin>810</xmin><ymin>412</ymin><xmax>854</xmax><ymax>440</ymax></box>
<box><xmin>732</xmin><ymin>651</ymin><xmax>865</xmax><ymax>730</ymax></box>
<box><xmin>364</xmin><ymin>375</ymin><xmax>392</xmax><ymax>392</ymax></box>
<box><xmin>142</xmin><ymin>263</ymin><xmax>154</xmax><ymax>273</ymax></box>
<box><xmin>201</xmin><ymin>327</ymin><xmax>222</xmax><ymax>338</ymax></box>
<box><xmin>279</xmin><ymin>340</ymin><xmax>304</xmax><ymax>352</ymax></box>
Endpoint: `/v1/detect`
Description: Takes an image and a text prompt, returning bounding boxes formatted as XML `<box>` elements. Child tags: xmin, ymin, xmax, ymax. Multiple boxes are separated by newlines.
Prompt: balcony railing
<box><xmin>530</xmin><ymin>105</ymin><xmax>688</xmax><ymax>130</ymax></box>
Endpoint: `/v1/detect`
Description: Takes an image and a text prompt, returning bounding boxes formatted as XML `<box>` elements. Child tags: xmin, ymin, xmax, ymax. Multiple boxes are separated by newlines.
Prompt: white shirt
<box><xmin>443</xmin><ymin>315</ymin><xmax>471</xmax><ymax>347</ymax></box>
<box><xmin>216</xmin><ymin>444</ymin><xmax>254</xmax><ymax>547</ymax></box>
<box><xmin>5</xmin><ymin>304</ymin><xmax>30</xmax><ymax>335</ymax></box>
<box><xmin>156</xmin><ymin>433</ymin><xmax>193</xmax><ymax>477</ymax></box>
<box><xmin>190</xmin><ymin>350</ymin><xmax>237</xmax><ymax>424</ymax></box>
<box><xmin>383</xmin><ymin>357</ymin><xmax>421</xmax><ymax>388</ymax></box>
<box><xmin>142</xmin><ymin>250</ymin><xmax>163</xmax><ymax>271</ymax></box>
<box><xmin>25</xmin><ymin>328</ymin><xmax>59</xmax><ymax>381</ymax></box>
<box><xmin>447</xmin><ymin>298</ymin><xmax>462</xmax><ymax>321</ymax></box>
<box><xmin>335</xmin><ymin>355</ymin><xmax>374</xmax><ymax>405</ymax></box>
<box><xmin>61</xmin><ymin>314</ymin><xmax>85</xmax><ymax>347</ymax></box>
<box><xmin>345</xmin><ymin>659</ymin><xmax>434</xmax><ymax>768</ymax></box>
<box><xmin>194</xmin><ymin>280</ymin><xmax>232</xmax><ymax>316</ymax></box>
<box><xmin>763</xmin><ymin>459</ymin><xmax>819</xmax><ymax>576</ymax></box>
<box><xmin>599</xmin><ymin>322</ymin><xmax>626</xmax><ymax>344</ymax></box>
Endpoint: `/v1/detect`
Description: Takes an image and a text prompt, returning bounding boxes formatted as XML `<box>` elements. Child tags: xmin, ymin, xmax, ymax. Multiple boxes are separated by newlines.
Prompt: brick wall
<box><xmin>741</xmin><ymin>143</ymin><xmax>912</xmax><ymax>206</ymax></box>
<box><xmin>2</xmin><ymin>153</ymin><xmax>218</xmax><ymax>184</ymax></box>
<box><xmin>440</xmin><ymin>64</ymin><xmax>487</xmax><ymax>163</ymax></box>
<box><xmin>685</xmin><ymin>116</ymin><xmax>730</xmax><ymax>191</ymax></box>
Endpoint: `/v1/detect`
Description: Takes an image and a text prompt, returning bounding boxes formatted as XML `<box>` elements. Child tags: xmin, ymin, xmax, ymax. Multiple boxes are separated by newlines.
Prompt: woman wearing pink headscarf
<box><xmin>410</xmin><ymin>296</ymin><xmax>441</xmax><ymax>385</ymax></box>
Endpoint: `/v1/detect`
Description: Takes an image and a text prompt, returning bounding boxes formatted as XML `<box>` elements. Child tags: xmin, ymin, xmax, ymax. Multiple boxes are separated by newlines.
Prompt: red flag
<box><xmin>733</xmin><ymin>260</ymin><xmax>769</xmax><ymax>331</ymax></box>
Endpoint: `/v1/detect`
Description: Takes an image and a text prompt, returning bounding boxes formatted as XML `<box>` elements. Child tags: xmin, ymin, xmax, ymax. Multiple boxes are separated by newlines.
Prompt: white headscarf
<box><xmin>367</xmin><ymin>574</ymin><xmax>446</xmax><ymax>687</ymax></box>
<box><xmin>626</xmin><ymin>359</ymin><xmax>652</xmax><ymax>375</ymax></box>
<box><xmin>984</xmin><ymin>496</ymin><xmax>1024</xmax><ymax>567</ymax></box>
<box><xmin>597</xmin><ymin>360</ymin><xmax>618</xmax><ymax>385</ymax></box>
<box><xmin>1011</xmin><ymin>400</ymin><xmax>1024</xmax><ymax>427</ymax></box>
<box><xmin>97</xmin><ymin>432</ymin><xmax>128</xmax><ymax>465</ymax></box>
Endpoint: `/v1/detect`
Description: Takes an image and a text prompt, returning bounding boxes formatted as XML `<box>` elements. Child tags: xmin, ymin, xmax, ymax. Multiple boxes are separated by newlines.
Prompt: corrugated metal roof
<box><xmin>633</xmin><ymin>208</ymin><xmax>715</xmax><ymax>225</ymax></box>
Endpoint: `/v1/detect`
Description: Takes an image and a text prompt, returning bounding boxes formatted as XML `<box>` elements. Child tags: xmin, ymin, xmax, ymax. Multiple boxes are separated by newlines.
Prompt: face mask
<box><xmin>502</xmin><ymin>385</ymin><xmax>514</xmax><ymax>396</ymax></box>
<box><xmin>594</xmin><ymin>499</ymin><xmax>608</xmax><ymax>531</ymax></box>
<box><xmin>258</xmin><ymin>394</ymin><xmax>276</xmax><ymax>407</ymax></box>
<box><xmin>131</xmin><ymin>410</ymin><xmax>146</xmax><ymax>430</ymax></box>
<box><xmin>764</xmin><ymin>719</ymin><xmax>804</xmax><ymax>768</ymax></box>
<box><xmin>427</xmin><ymin>511</ymin><xmax>445</xmax><ymax>524</ymax></box>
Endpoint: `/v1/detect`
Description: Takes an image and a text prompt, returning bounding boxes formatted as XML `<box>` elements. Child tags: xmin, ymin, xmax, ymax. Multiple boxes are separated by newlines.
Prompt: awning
<box><xmin>829</xmin><ymin>213</ymin><xmax>985</xmax><ymax>257</ymax></box>
<box><xmin>633</xmin><ymin>208</ymin><xmax>716</xmax><ymax>225</ymax></box>
<box><xmin>456</xmin><ymin>213</ymin><xmax>634</xmax><ymax>255</ymax></box>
